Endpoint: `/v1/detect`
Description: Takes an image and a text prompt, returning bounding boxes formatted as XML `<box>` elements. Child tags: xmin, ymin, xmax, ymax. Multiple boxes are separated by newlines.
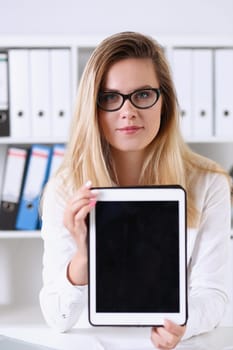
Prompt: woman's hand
<box><xmin>63</xmin><ymin>180</ymin><xmax>98</xmax><ymax>286</ymax></box>
<box><xmin>151</xmin><ymin>320</ymin><xmax>186</xmax><ymax>349</ymax></box>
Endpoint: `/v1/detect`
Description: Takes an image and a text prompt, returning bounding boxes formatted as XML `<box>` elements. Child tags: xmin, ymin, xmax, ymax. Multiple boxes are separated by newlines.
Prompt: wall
<box><xmin>0</xmin><ymin>0</ymin><xmax>233</xmax><ymax>171</ymax></box>
<box><xmin>0</xmin><ymin>0</ymin><xmax>232</xmax><ymax>36</ymax></box>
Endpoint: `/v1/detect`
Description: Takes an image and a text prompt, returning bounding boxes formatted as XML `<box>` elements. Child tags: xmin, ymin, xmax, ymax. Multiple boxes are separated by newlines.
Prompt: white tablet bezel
<box><xmin>88</xmin><ymin>186</ymin><xmax>187</xmax><ymax>326</ymax></box>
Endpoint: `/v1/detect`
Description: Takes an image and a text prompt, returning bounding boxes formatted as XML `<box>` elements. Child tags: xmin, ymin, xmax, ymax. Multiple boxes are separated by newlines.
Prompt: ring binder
<box><xmin>0</xmin><ymin>147</ymin><xmax>29</xmax><ymax>230</ymax></box>
<box><xmin>15</xmin><ymin>145</ymin><xmax>52</xmax><ymax>230</ymax></box>
<box><xmin>0</xmin><ymin>52</ymin><xmax>9</xmax><ymax>137</ymax></box>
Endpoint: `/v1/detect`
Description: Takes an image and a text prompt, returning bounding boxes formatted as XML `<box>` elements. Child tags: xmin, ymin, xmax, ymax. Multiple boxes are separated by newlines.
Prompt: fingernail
<box><xmin>85</xmin><ymin>180</ymin><xmax>92</xmax><ymax>188</ymax></box>
<box><xmin>89</xmin><ymin>199</ymin><xmax>96</xmax><ymax>208</ymax></box>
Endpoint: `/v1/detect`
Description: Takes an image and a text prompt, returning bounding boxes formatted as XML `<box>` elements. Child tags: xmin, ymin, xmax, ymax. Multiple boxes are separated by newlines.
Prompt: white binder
<box><xmin>8</xmin><ymin>50</ymin><xmax>31</xmax><ymax>138</ymax></box>
<box><xmin>48</xmin><ymin>144</ymin><xmax>65</xmax><ymax>177</ymax></box>
<box><xmin>215</xmin><ymin>49</ymin><xmax>233</xmax><ymax>138</ymax></box>
<box><xmin>193</xmin><ymin>50</ymin><xmax>213</xmax><ymax>138</ymax></box>
<box><xmin>0</xmin><ymin>52</ymin><xmax>8</xmax><ymax>109</ymax></box>
<box><xmin>30</xmin><ymin>50</ymin><xmax>51</xmax><ymax>138</ymax></box>
<box><xmin>172</xmin><ymin>49</ymin><xmax>192</xmax><ymax>139</ymax></box>
<box><xmin>50</xmin><ymin>49</ymin><xmax>72</xmax><ymax>140</ymax></box>
<box><xmin>1</xmin><ymin>147</ymin><xmax>27</xmax><ymax>204</ymax></box>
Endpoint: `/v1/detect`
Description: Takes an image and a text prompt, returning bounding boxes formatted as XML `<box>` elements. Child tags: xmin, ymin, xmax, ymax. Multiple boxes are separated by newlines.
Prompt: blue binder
<box><xmin>15</xmin><ymin>145</ymin><xmax>52</xmax><ymax>230</ymax></box>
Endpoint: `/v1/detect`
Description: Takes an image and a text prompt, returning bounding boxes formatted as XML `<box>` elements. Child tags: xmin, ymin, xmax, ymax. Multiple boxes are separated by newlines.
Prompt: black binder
<box><xmin>0</xmin><ymin>51</ymin><xmax>10</xmax><ymax>136</ymax></box>
<box><xmin>0</xmin><ymin>147</ymin><xmax>29</xmax><ymax>230</ymax></box>
<box><xmin>0</xmin><ymin>110</ymin><xmax>10</xmax><ymax>136</ymax></box>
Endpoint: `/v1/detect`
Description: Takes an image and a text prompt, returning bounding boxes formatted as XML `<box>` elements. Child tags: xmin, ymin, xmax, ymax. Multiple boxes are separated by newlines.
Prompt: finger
<box><xmin>151</xmin><ymin>327</ymin><xmax>175</xmax><ymax>349</ymax></box>
<box><xmin>74</xmin><ymin>200</ymin><xmax>96</xmax><ymax>223</ymax></box>
<box><xmin>64</xmin><ymin>198</ymin><xmax>90</xmax><ymax>228</ymax></box>
<box><xmin>71</xmin><ymin>184</ymin><xmax>98</xmax><ymax>205</ymax></box>
<box><xmin>84</xmin><ymin>179</ymin><xmax>92</xmax><ymax>189</ymax></box>
<box><xmin>151</xmin><ymin>334</ymin><xmax>173</xmax><ymax>349</ymax></box>
<box><xmin>70</xmin><ymin>189</ymin><xmax>96</xmax><ymax>205</ymax></box>
<box><xmin>164</xmin><ymin>319</ymin><xmax>185</xmax><ymax>337</ymax></box>
<box><xmin>65</xmin><ymin>200</ymin><xmax>93</xmax><ymax>234</ymax></box>
<box><xmin>67</xmin><ymin>185</ymin><xmax>98</xmax><ymax>221</ymax></box>
<box><xmin>64</xmin><ymin>180</ymin><xmax>98</xmax><ymax>234</ymax></box>
<box><xmin>82</xmin><ymin>180</ymin><xmax>99</xmax><ymax>198</ymax></box>
<box><xmin>72</xmin><ymin>202</ymin><xmax>96</xmax><ymax>243</ymax></box>
<box><xmin>70</xmin><ymin>198</ymin><xmax>91</xmax><ymax>215</ymax></box>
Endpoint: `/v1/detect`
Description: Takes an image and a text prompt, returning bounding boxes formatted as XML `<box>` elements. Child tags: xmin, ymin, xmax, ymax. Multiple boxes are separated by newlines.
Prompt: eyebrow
<box><xmin>101</xmin><ymin>85</ymin><xmax>154</xmax><ymax>93</ymax></box>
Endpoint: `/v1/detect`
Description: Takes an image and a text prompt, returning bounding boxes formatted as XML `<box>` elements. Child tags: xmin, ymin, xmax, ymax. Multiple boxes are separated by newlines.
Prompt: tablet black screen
<box><xmin>95</xmin><ymin>200</ymin><xmax>180</xmax><ymax>313</ymax></box>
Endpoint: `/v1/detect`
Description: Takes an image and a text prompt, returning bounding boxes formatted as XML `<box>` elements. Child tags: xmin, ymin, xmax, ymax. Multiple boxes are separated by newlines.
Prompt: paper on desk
<box><xmin>94</xmin><ymin>336</ymin><xmax>211</xmax><ymax>350</ymax></box>
<box><xmin>94</xmin><ymin>336</ymin><xmax>154</xmax><ymax>350</ymax></box>
<box><xmin>0</xmin><ymin>335</ymin><xmax>55</xmax><ymax>350</ymax></box>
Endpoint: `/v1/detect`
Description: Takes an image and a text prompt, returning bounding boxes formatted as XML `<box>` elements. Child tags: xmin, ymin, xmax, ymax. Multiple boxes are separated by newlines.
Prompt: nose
<box><xmin>119</xmin><ymin>99</ymin><xmax>137</xmax><ymax>119</ymax></box>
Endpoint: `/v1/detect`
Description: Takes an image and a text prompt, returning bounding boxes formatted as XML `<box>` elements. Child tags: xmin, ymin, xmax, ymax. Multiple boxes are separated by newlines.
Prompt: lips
<box><xmin>116</xmin><ymin>126</ymin><xmax>143</xmax><ymax>135</ymax></box>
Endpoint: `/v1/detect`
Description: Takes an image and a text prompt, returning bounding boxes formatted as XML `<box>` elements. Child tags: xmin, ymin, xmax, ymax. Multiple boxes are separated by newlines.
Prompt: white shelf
<box><xmin>1</xmin><ymin>137</ymin><xmax>232</xmax><ymax>145</ymax></box>
<box><xmin>187</xmin><ymin>137</ymin><xmax>233</xmax><ymax>143</ymax></box>
<box><xmin>0</xmin><ymin>34</ymin><xmax>233</xmax><ymax>47</ymax></box>
<box><xmin>0</xmin><ymin>304</ymin><xmax>44</xmax><ymax>327</ymax></box>
<box><xmin>0</xmin><ymin>137</ymin><xmax>67</xmax><ymax>145</ymax></box>
<box><xmin>0</xmin><ymin>230</ymin><xmax>41</xmax><ymax>239</ymax></box>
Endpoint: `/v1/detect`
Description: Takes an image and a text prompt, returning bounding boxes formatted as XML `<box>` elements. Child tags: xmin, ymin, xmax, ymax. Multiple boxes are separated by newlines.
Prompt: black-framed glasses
<box><xmin>97</xmin><ymin>88</ymin><xmax>161</xmax><ymax>112</ymax></box>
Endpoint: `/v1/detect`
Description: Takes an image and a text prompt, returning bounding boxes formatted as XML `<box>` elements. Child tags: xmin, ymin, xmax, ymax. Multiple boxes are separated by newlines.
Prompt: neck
<box><xmin>112</xmin><ymin>150</ymin><xmax>145</xmax><ymax>186</ymax></box>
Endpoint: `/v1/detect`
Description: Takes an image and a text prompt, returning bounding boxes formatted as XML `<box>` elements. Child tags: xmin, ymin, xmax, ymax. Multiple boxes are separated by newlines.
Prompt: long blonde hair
<box><xmin>59</xmin><ymin>31</ymin><xmax>229</xmax><ymax>227</ymax></box>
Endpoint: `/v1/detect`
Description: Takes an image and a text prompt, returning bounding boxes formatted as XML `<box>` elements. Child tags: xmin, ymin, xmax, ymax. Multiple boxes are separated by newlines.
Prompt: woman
<box><xmin>39</xmin><ymin>32</ymin><xmax>231</xmax><ymax>349</ymax></box>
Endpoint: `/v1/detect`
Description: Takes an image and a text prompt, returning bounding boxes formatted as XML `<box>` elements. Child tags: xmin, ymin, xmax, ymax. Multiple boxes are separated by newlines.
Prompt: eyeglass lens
<box><xmin>98</xmin><ymin>88</ymin><xmax>160</xmax><ymax>111</ymax></box>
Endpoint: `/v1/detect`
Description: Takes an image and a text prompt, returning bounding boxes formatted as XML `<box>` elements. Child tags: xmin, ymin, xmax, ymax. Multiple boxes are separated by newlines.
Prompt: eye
<box><xmin>134</xmin><ymin>89</ymin><xmax>152</xmax><ymax>100</ymax></box>
<box><xmin>100</xmin><ymin>92</ymin><xmax>120</xmax><ymax>103</ymax></box>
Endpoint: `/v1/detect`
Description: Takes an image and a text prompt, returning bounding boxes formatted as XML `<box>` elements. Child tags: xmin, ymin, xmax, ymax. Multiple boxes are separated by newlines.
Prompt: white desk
<box><xmin>1</xmin><ymin>324</ymin><xmax>233</xmax><ymax>350</ymax></box>
<box><xmin>0</xmin><ymin>307</ymin><xmax>233</xmax><ymax>350</ymax></box>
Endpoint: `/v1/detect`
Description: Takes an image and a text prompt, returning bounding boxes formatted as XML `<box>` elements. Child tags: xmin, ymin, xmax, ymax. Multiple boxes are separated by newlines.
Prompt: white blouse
<box><xmin>39</xmin><ymin>171</ymin><xmax>231</xmax><ymax>340</ymax></box>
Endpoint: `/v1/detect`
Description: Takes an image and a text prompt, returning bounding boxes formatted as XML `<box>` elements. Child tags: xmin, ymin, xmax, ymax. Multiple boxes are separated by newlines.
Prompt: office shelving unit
<box><xmin>0</xmin><ymin>35</ymin><xmax>233</xmax><ymax>332</ymax></box>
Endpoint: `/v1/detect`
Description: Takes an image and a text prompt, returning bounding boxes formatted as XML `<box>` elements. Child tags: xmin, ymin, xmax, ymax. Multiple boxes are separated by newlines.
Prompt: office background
<box><xmin>0</xmin><ymin>0</ymin><xmax>233</xmax><ymax>341</ymax></box>
<box><xmin>0</xmin><ymin>0</ymin><xmax>233</xmax><ymax>37</ymax></box>
<box><xmin>1</xmin><ymin>0</ymin><xmax>233</xmax><ymax>171</ymax></box>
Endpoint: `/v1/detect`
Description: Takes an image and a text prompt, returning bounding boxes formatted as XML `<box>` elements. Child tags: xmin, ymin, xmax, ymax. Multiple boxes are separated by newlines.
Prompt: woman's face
<box><xmin>98</xmin><ymin>58</ymin><xmax>162</xmax><ymax>154</ymax></box>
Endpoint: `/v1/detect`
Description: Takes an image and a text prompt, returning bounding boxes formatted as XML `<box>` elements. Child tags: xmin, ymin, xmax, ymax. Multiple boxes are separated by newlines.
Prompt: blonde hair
<box><xmin>58</xmin><ymin>31</ymin><xmax>229</xmax><ymax>227</ymax></box>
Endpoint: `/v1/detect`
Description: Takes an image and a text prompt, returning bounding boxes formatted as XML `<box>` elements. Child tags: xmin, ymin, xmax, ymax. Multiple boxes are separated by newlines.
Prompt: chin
<box><xmin>114</xmin><ymin>146</ymin><xmax>146</xmax><ymax>153</ymax></box>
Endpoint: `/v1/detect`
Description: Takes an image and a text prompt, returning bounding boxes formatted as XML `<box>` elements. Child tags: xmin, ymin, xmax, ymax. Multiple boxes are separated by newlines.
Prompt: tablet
<box><xmin>88</xmin><ymin>185</ymin><xmax>187</xmax><ymax>326</ymax></box>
